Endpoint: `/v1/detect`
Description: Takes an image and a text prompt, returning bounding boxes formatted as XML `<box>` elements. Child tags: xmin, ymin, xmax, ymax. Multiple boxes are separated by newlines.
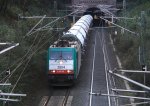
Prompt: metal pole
<box><xmin>0</xmin><ymin>84</ymin><xmax>11</xmax><ymax>86</ymax></box>
<box><xmin>117</xmin><ymin>69</ymin><xmax>150</xmax><ymax>73</ymax></box>
<box><xmin>0</xmin><ymin>43</ymin><xmax>11</xmax><ymax>45</ymax></box>
<box><xmin>140</xmin><ymin>11</ymin><xmax>147</xmax><ymax>106</ymax></box>
<box><xmin>120</xmin><ymin>102</ymin><xmax>150</xmax><ymax>106</ymax></box>
<box><xmin>20</xmin><ymin>16</ymin><xmax>59</xmax><ymax>19</ymax></box>
<box><xmin>73</xmin><ymin>14</ymin><xmax>75</xmax><ymax>24</ymax></box>
<box><xmin>111</xmin><ymin>88</ymin><xmax>148</xmax><ymax>93</ymax></box>
<box><xmin>109</xmin><ymin>70</ymin><xmax>150</xmax><ymax>91</ymax></box>
<box><xmin>0</xmin><ymin>98</ymin><xmax>19</xmax><ymax>102</ymax></box>
<box><xmin>90</xmin><ymin>92</ymin><xmax>150</xmax><ymax>100</ymax></box>
<box><xmin>0</xmin><ymin>93</ymin><xmax>26</xmax><ymax>97</ymax></box>
<box><xmin>123</xmin><ymin>0</ymin><xmax>127</xmax><ymax>29</ymax></box>
<box><xmin>103</xmin><ymin>16</ymin><xmax>135</xmax><ymax>20</ymax></box>
<box><xmin>0</xmin><ymin>43</ymin><xmax>19</xmax><ymax>55</ymax></box>
<box><xmin>54</xmin><ymin>0</ymin><xmax>57</xmax><ymax>10</ymax></box>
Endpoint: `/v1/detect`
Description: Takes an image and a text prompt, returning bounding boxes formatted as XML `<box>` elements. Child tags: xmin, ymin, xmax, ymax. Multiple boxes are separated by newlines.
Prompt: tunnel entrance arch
<box><xmin>84</xmin><ymin>7</ymin><xmax>105</xmax><ymax>27</ymax></box>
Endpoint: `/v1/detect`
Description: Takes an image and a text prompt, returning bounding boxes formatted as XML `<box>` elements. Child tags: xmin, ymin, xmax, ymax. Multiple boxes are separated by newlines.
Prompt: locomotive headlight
<box><xmin>67</xmin><ymin>70</ymin><xmax>71</xmax><ymax>73</ymax></box>
<box><xmin>52</xmin><ymin>70</ymin><xmax>56</xmax><ymax>73</ymax></box>
<box><xmin>59</xmin><ymin>61</ymin><xmax>63</xmax><ymax>65</ymax></box>
<box><xmin>67</xmin><ymin>70</ymin><xmax>73</xmax><ymax>74</ymax></box>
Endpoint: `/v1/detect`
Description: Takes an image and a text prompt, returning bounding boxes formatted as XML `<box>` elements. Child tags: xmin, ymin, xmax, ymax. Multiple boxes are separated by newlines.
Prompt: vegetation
<box><xmin>115</xmin><ymin>0</ymin><xmax>150</xmax><ymax>69</ymax></box>
<box><xmin>0</xmin><ymin>0</ymin><xmax>71</xmax><ymax>106</ymax></box>
<box><xmin>114</xmin><ymin>0</ymin><xmax>150</xmax><ymax>103</ymax></box>
<box><xmin>1</xmin><ymin>0</ymin><xmax>149</xmax><ymax>105</ymax></box>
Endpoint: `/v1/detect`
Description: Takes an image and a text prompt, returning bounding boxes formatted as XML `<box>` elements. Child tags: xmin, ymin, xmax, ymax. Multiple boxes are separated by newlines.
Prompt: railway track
<box><xmin>39</xmin><ymin>88</ymin><xmax>72</xmax><ymax>106</ymax></box>
<box><xmin>62</xmin><ymin>89</ymin><xmax>70</xmax><ymax>106</ymax></box>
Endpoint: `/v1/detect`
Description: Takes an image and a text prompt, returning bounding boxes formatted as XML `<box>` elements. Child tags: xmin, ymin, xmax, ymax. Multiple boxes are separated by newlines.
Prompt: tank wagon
<box><xmin>48</xmin><ymin>15</ymin><xmax>93</xmax><ymax>86</ymax></box>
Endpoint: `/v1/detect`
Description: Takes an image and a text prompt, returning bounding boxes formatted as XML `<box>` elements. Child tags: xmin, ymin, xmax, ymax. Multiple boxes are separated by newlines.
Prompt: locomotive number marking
<box><xmin>57</xmin><ymin>66</ymin><xmax>65</xmax><ymax>69</ymax></box>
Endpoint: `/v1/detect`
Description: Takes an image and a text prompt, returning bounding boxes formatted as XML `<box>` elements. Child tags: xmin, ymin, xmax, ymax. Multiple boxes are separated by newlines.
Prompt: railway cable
<box><xmin>42</xmin><ymin>10</ymin><xmax>79</xmax><ymax>29</ymax></box>
<box><xmin>1</xmin><ymin>32</ymin><xmax>45</xmax><ymax>103</ymax></box>
<box><xmin>27</xmin><ymin>10</ymin><xmax>79</xmax><ymax>36</ymax></box>
<box><xmin>4</xmin><ymin>54</ymin><xmax>33</xmax><ymax>103</ymax></box>
<box><xmin>0</xmin><ymin>7</ymin><xmax>78</xmax><ymax>67</ymax></box>
<box><xmin>25</xmin><ymin>15</ymin><xmax>46</xmax><ymax>37</ymax></box>
<box><xmin>1</xmin><ymin>26</ymin><xmax>67</xmax><ymax>104</ymax></box>
<box><xmin>4</xmin><ymin>32</ymin><xmax>62</xmax><ymax>99</ymax></box>
<box><xmin>0</xmin><ymin>10</ymin><xmax>73</xmax><ymax>103</ymax></box>
<box><xmin>0</xmin><ymin>17</ymin><xmax>46</xmax><ymax>82</ymax></box>
<box><xmin>0</xmin><ymin>7</ymin><xmax>78</xmax><ymax>104</ymax></box>
<box><xmin>13</xmin><ymin>8</ymin><xmax>71</xmax><ymax>61</ymax></box>
<box><xmin>0</xmin><ymin>23</ymin><xmax>60</xmax><ymax>84</ymax></box>
<box><xmin>0</xmin><ymin>25</ymin><xmax>41</xmax><ymax>88</ymax></box>
<box><xmin>0</xmin><ymin>50</ymin><xmax>11</xmax><ymax>69</ymax></box>
<box><xmin>24</xmin><ymin>19</ymin><xmax>57</xmax><ymax>37</ymax></box>
<box><xmin>0</xmin><ymin>34</ymin><xmax>39</xmax><ymax>83</ymax></box>
<box><xmin>1</xmin><ymin>46</ymin><xmax>38</xmax><ymax>84</ymax></box>
<box><xmin>22</xmin><ymin>9</ymin><xmax>77</xmax><ymax>37</ymax></box>
<box><xmin>2</xmin><ymin>51</ymin><xmax>36</xmax><ymax>103</ymax></box>
<box><xmin>99</xmin><ymin>17</ymin><xmax>138</xmax><ymax>36</ymax></box>
<box><xmin>0</xmin><ymin>32</ymin><xmax>40</xmax><ymax>78</ymax></box>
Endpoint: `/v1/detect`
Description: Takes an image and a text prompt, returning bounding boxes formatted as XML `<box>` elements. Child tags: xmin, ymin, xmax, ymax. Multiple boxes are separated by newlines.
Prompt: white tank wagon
<box><xmin>62</xmin><ymin>15</ymin><xmax>93</xmax><ymax>46</ymax></box>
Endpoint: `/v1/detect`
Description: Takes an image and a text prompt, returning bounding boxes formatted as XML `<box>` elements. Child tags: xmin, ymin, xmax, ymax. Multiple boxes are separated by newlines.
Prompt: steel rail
<box><xmin>101</xmin><ymin>28</ymin><xmax>111</xmax><ymax>106</ymax></box>
<box><xmin>89</xmin><ymin>30</ymin><xmax>96</xmax><ymax>106</ymax></box>
<box><xmin>40</xmin><ymin>96</ymin><xmax>50</xmax><ymax>106</ymax></box>
<box><xmin>43</xmin><ymin>89</ymin><xmax>70</xmax><ymax>106</ymax></box>
<box><xmin>62</xmin><ymin>89</ymin><xmax>70</xmax><ymax>106</ymax></box>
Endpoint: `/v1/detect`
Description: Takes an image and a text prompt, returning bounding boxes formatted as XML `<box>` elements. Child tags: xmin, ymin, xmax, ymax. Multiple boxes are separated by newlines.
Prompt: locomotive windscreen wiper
<box><xmin>54</xmin><ymin>51</ymin><xmax>67</xmax><ymax>62</ymax></box>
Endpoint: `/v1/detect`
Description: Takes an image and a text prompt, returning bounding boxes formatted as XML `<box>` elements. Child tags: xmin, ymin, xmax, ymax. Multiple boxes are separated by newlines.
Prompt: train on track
<box><xmin>47</xmin><ymin>8</ymin><xmax>106</xmax><ymax>86</ymax></box>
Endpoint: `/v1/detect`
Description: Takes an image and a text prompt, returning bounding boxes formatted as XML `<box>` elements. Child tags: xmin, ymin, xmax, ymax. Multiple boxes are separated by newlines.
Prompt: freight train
<box><xmin>47</xmin><ymin>7</ymin><xmax>105</xmax><ymax>86</ymax></box>
<box><xmin>48</xmin><ymin>15</ymin><xmax>93</xmax><ymax>86</ymax></box>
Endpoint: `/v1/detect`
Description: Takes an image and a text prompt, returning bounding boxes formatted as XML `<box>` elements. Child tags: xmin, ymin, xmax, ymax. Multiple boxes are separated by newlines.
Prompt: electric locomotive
<box><xmin>48</xmin><ymin>15</ymin><xmax>93</xmax><ymax>86</ymax></box>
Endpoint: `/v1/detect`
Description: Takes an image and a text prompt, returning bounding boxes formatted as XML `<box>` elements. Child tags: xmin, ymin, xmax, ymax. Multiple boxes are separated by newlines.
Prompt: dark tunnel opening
<box><xmin>84</xmin><ymin>7</ymin><xmax>106</xmax><ymax>27</ymax></box>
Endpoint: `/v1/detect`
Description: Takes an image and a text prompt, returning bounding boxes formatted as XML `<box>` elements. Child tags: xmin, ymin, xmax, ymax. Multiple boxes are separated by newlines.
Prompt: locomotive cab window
<box><xmin>50</xmin><ymin>51</ymin><xmax>73</xmax><ymax>60</ymax></box>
